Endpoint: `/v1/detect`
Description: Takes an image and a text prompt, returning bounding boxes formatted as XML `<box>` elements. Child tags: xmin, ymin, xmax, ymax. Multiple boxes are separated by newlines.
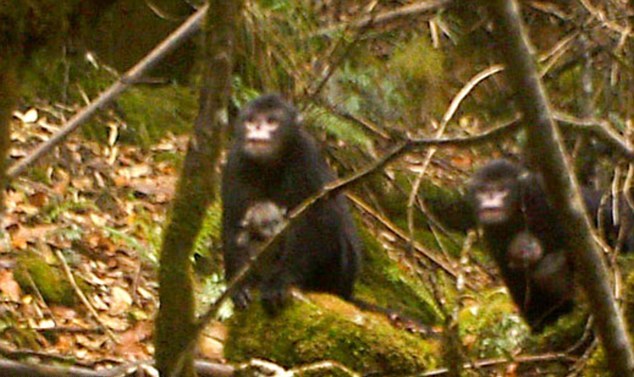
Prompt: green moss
<box><xmin>458</xmin><ymin>288</ymin><xmax>529</xmax><ymax>358</ymax></box>
<box><xmin>356</xmin><ymin>226</ymin><xmax>444</xmax><ymax>325</ymax></box>
<box><xmin>116</xmin><ymin>85</ymin><xmax>197</xmax><ymax>146</ymax></box>
<box><xmin>530</xmin><ymin>306</ymin><xmax>587</xmax><ymax>351</ymax></box>
<box><xmin>226</xmin><ymin>293</ymin><xmax>440</xmax><ymax>374</ymax></box>
<box><xmin>388</xmin><ymin>35</ymin><xmax>447</xmax><ymax>121</ymax></box>
<box><xmin>20</xmin><ymin>48</ymin><xmax>197</xmax><ymax>147</ymax></box>
<box><xmin>14</xmin><ymin>251</ymin><xmax>77</xmax><ymax>306</ymax></box>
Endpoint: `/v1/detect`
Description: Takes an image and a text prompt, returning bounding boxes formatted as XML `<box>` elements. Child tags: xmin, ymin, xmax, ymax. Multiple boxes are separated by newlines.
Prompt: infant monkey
<box><xmin>236</xmin><ymin>201</ymin><xmax>287</xmax><ymax>253</ymax></box>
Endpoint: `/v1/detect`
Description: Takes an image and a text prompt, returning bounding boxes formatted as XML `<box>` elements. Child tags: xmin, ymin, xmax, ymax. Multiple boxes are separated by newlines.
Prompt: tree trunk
<box><xmin>0</xmin><ymin>62</ymin><xmax>17</xmax><ymax>213</ymax></box>
<box><xmin>155</xmin><ymin>1</ymin><xmax>243</xmax><ymax>376</ymax></box>
<box><xmin>485</xmin><ymin>1</ymin><xmax>634</xmax><ymax>376</ymax></box>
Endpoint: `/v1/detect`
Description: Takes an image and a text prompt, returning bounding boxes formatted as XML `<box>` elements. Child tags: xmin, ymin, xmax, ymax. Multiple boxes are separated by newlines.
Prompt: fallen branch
<box><xmin>0</xmin><ymin>358</ymin><xmax>233</xmax><ymax>377</ymax></box>
<box><xmin>417</xmin><ymin>352</ymin><xmax>576</xmax><ymax>376</ymax></box>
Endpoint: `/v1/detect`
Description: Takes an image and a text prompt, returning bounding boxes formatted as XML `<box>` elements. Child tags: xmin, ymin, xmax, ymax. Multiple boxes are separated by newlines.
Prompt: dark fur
<box><xmin>468</xmin><ymin>159</ymin><xmax>574</xmax><ymax>331</ymax></box>
<box><xmin>222</xmin><ymin>94</ymin><xmax>361</xmax><ymax>313</ymax></box>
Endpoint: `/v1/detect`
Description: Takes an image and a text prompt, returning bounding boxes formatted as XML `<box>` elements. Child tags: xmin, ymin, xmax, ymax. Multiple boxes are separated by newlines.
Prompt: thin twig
<box><xmin>416</xmin><ymin>352</ymin><xmax>576</xmax><ymax>376</ymax></box>
<box><xmin>348</xmin><ymin>192</ymin><xmax>459</xmax><ymax>279</ymax></box>
<box><xmin>578</xmin><ymin>0</ymin><xmax>630</xmax><ymax>36</ymax></box>
<box><xmin>315</xmin><ymin>0</ymin><xmax>452</xmax><ymax>36</ymax></box>
<box><xmin>407</xmin><ymin>64</ymin><xmax>504</xmax><ymax>255</ymax></box>
<box><xmin>54</xmin><ymin>250</ymin><xmax>118</xmax><ymax>342</ymax></box>
<box><xmin>553</xmin><ymin>111</ymin><xmax>634</xmax><ymax>159</ymax></box>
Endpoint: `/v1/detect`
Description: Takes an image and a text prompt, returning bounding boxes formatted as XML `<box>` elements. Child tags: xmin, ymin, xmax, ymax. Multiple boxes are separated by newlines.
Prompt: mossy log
<box><xmin>225</xmin><ymin>293</ymin><xmax>440</xmax><ymax>375</ymax></box>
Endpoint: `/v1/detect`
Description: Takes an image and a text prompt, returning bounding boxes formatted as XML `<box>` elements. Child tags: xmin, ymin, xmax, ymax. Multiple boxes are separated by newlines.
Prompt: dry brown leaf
<box><xmin>10</xmin><ymin>224</ymin><xmax>58</xmax><ymax>249</ymax></box>
<box><xmin>114</xmin><ymin>321</ymin><xmax>153</xmax><ymax>358</ymax></box>
<box><xmin>109</xmin><ymin>286</ymin><xmax>132</xmax><ymax>316</ymax></box>
<box><xmin>28</xmin><ymin>191</ymin><xmax>49</xmax><ymax>208</ymax></box>
<box><xmin>0</xmin><ymin>270</ymin><xmax>22</xmax><ymax>301</ymax></box>
<box><xmin>50</xmin><ymin>305</ymin><xmax>79</xmax><ymax>320</ymax></box>
<box><xmin>54</xmin><ymin>334</ymin><xmax>75</xmax><ymax>353</ymax></box>
<box><xmin>120</xmin><ymin>164</ymin><xmax>152</xmax><ymax>179</ymax></box>
<box><xmin>14</xmin><ymin>108</ymin><xmax>39</xmax><ymax>123</ymax></box>
<box><xmin>197</xmin><ymin>334</ymin><xmax>224</xmax><ymax>361</ymax></box>
<box><xmin>128</xmin><ymin>175</ymin><xmax>176</xmax><ymax>203</ymax></box>
<box><xmin>71</xmin><ymin>176</ymin><xmax>94</xmax><ymax>191</ymax></box>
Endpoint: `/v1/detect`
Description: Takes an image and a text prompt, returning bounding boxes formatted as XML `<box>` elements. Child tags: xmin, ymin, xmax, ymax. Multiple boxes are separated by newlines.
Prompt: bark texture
<box><xmin>155</xmin><ymin>1</ymin><xmax>243</xmax><ymax>376</ymax></box>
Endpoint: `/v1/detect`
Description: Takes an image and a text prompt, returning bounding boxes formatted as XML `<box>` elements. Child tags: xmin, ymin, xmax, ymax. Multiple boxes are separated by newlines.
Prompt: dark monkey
<box><xmin>221</xmin><ymin>94</ymin><xmax>361</xmax><ymax>313</ymax></box>
<box><xmin>468</xmin><ymin>159</ymin><xmax>574</xmax><ymax>331</ymax></box>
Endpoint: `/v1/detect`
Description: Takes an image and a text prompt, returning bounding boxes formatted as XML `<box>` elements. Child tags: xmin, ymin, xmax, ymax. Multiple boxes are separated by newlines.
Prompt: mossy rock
<box><xmin>225</xmin><ymin>292</ymin><xmax>440</xmax><ymax>375</ymax></box>
<box><xmin>14</xmin><ymin>251</ymin><xmax>77</xmax><ymax>306</ymax></box>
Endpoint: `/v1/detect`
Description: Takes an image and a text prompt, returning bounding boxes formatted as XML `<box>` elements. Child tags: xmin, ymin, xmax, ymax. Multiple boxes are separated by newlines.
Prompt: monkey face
<box><xmin>241</xmin><ymin>201</ymin><xmax>286</xmax><ymax>241</ymax></box>
<box><xmin>472</xmin><ymin>179</ymin><xmax>519</xmax><ymax>225</ymax></box>
<box><xmin>468</xmin><ymin>160</ymin><xmax>524</xmax><ymax>227</ymax></box>
<box><xmin>241</xmin><ymin>110</ymin><xmax>285</xmax><ymax>159</ymax></box>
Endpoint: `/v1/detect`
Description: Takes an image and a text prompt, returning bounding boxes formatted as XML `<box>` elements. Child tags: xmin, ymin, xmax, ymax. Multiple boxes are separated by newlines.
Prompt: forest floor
<box><xmin>0</xmin><ymin>104</ymin><xmax>217</xmax><ymax>369</ymax></box>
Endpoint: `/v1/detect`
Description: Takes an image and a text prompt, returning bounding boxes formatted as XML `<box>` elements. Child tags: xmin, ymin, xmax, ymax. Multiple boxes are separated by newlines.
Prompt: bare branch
<box><xmin>6</xmin><ymin>4</ymin><xmax>209</xmax><ymax>179</ymax></box>
<box><xmin>554</xmin><ymin>111</ymin><xmax>634</xmax><ymax>159</ymax></box>
<box><xmin>315</xmin><ymin>0</ymin><xmax>452</xmax><ymax>36</ymax></box>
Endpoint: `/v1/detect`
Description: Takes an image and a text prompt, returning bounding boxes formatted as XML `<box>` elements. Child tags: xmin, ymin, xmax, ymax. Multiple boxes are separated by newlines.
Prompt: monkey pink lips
<box><xmin>479</xmin><ymin>208</ymin><xmax>506</xmax><ymax>222</ymax></box>
<box><xmin>246</xmin><ymin>140</ymin><xmax>272</xmax><ymax>151</ymax></box>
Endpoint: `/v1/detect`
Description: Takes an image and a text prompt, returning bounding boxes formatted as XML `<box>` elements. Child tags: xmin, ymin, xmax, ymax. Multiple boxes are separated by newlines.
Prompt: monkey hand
<box><xmin>260</xmin><ymin>281</ymin><xmax>290</xmax><ymax>315</ymax></box>
<box><xmin>232</xmin><ymin>288</ymin><xmax>253</xmax><ymax>310</ymax></box>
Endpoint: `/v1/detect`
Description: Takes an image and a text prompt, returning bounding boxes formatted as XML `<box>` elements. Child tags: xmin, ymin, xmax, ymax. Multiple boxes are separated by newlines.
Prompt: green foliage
<box><xmin>41</xmin><ymin>196</ymin><xmax>97</xmax><ymax>223</ymax></box>
<box><xmin>330</xmin><ymin>61</ymin><xmax>407</xmax><ymax>126</ymax></box>
<box><xmin>14</xmin><ymin>250</ymin><xmax>77</xmax><ymax>306</ymax></box>
<box><xmin>582</xmin><ymin>348</ymin><xmax>610</xmax><ymax>377</ymax></box>
<box><xmin>20</xmin><ymin>50</ymin><xmax>113</xmax><ymax>105</ymax></box>
<box><xmin>192</xmin><ymin>200</ymin><xmax>223</xmax><ymax>266</ymax></box>
<box><xmin>238</xmin><ymin>0</ymin><xmax>323</xmax><ymax>93</ymax></box>
<box><xmin>304</xmin><ymin>105</ymin><xmax>372</xmax><ymax>148</ymax></box>
<box><xmin>390</xmin><ymin>34</ymin><xmax>446</xmax><ymax>121</ymax></box>
<box><xmin>197</xmin><ymin>273</ymin><xmax>233</xmax><ymax>320</ymax></box>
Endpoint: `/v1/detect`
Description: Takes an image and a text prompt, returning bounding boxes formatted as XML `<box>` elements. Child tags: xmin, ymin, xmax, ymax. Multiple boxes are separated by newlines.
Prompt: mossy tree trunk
<box><xmin>0</xmin><ymin>2</ymin><xmax>25</xmax><ymax>212</ymax></box>
<box><xmin>485</xmin><ymin>1</ymin><xmax>634</xmax><ymax>376</ymax></box>
<box><xmin>0</xmin><ymin>62</ymin><xmax>18</xmax><ymax>212</ymax></box>
<box><xmin>155</xmin><ymin>1</ymin><xmax>243</xmax><ymax>376</ymax></box>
